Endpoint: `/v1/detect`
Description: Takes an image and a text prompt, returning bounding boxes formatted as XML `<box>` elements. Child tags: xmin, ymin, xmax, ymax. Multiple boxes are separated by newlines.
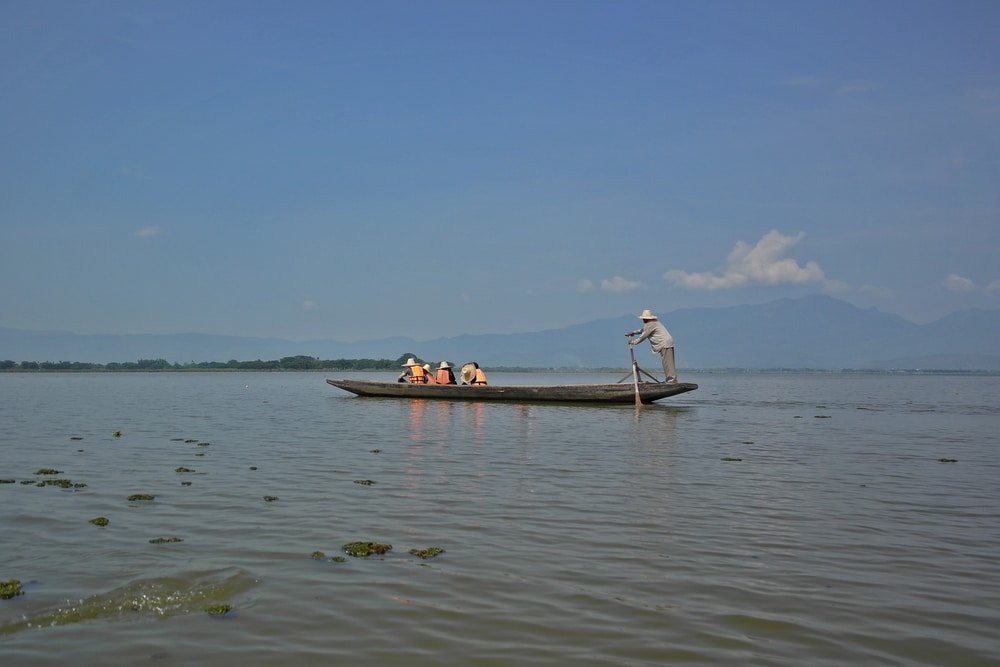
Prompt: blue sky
<box><xmin>2</xmin><ymin>0</ymin><xmax>998</xmax><ymax>341</ymax></box>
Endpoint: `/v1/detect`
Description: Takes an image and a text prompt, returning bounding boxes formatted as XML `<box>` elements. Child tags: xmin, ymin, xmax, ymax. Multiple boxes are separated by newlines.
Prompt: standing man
<box><xmin>626</xmin><ymin>309</ymin><xmax>677</xmax><ymax>383</ymax></box>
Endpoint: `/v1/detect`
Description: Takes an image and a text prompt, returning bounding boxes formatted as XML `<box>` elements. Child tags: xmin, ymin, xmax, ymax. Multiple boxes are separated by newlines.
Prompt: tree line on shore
<box><xmin>0</xmin><ymin>354</ymin><xmax>428</xmax><ymax>372</ymax></box>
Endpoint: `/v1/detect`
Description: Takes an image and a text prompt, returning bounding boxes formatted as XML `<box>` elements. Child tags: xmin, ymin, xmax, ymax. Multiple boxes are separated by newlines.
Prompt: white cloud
<box><xmin>987</xmin><ymin>279</ymin><xmax>1000</xmax><ymax>292</ymax></box>
<box><xmin>838</xmin><ymin>79</ymin><xmax>877</xmax><ymax>94</ymax></box>
<box><xmin>577</xmin><ymin>279</ymin><xmax>595</xmax><ymax>292</ymax></box>
<box><xmin>600</xmin><ymin>276</ymin><xmax>644</xmax><ymax>292</ymax></box>
<box><xmin>664</xmin><ymin>230</ymin><xmax>828</xmax><ymax>290</ymax></box>
<box><xmin>134</xmin><ymin>226</ymin><xmax>162</xmax><ymax>238</ymax></box>
<box><xmin>945</xmin><ymin>274</ymin><xmax>976</xmax><ymax>292</ymax></box>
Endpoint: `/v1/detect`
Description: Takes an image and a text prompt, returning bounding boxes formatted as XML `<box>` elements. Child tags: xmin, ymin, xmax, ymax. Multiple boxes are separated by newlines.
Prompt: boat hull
<box><xmin>326</xmin><ymin>378</ymin><xmax>697</xmax><ymax>404</ymax></box>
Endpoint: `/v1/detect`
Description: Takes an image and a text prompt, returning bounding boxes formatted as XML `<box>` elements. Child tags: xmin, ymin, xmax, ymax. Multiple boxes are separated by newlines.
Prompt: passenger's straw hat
<box><xmin>460</xmin><ymin>363</ymin><xmax>476</xmax><ymax>383</ymax></box>
<box><xmin>438</xmin><ymin>361</ymin><xmax>452</xmax><ymax>369</ymax></box>
<box><xmin>401</xmin><ymin>357</ymin><xmax>420</xmax><ymax>367</ymax></box>
<box><xmin>423</xmin><ymin>364</ymin><xmax>432</xmax><ymax>371</ymax></box>
<box><xmin>638</xmin><ymin>309</ymin><xmax>658</xmax><ymax>320</ymax></box>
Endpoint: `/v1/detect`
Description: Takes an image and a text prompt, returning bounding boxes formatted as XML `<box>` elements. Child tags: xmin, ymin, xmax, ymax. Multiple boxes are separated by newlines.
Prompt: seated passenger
<box><xmin>436</xmin><ymin>361</ymin><xmax>457</xmax><ymax>385</ymax></box>
<box><xmin>399</xmin><ymin>357</ymin><xmax>430</xmax><ymax>384</ymax></box>
<box><xmin>460</xmin><ymin>362</ymin><xmax>488</xmax><ymax>385</ymax></box>
<box><xmin>422</xmin><ymin>364</ymin><xmax>436</xmax><ymax>384</ymax></box>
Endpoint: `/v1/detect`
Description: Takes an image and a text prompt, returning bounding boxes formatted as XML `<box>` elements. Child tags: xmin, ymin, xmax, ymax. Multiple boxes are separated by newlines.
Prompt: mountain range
<box><xmin>2</xmin><ymin>295</ymin><xmax>999</xmax><ymax>370</ymax></box>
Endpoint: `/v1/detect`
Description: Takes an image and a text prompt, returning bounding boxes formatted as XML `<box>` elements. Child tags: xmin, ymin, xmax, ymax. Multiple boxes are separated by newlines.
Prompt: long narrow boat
<box><xmin>326</xmin><ymin>378</ymin><xmax>697</xmax><ymax>404</ymax></box>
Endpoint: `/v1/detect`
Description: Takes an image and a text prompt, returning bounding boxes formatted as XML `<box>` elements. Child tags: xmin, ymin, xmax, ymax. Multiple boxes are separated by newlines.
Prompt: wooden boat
<box><xmin>326</xmin><ymin>378</ymin><xmax>697</xmax><ymax>404</ymax></box>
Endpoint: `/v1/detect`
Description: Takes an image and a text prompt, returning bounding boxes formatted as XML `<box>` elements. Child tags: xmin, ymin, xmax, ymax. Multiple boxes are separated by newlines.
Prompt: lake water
<box><xmin>1</xmin><ymin>371</ymin><xmax>998</xmax><ymax>666</ymax></box>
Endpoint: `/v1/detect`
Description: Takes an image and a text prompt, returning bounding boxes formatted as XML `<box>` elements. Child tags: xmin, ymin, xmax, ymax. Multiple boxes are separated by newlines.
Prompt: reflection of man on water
<box><xmin>626</xmin><ymin>309</ymin><xmax>677</xmax><ymax>384</ymax></box>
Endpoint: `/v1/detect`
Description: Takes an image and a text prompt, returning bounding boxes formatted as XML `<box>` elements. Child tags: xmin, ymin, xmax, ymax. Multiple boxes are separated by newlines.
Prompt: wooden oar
<box><xmin>628</xmin><ymin>342</ymin><xmax>642</xmax><ymax>408</ymax></box>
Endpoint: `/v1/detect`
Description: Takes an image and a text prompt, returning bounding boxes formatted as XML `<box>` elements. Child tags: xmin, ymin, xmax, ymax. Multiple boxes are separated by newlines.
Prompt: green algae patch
<box><xmin>181</xmin><ymin>481</ymin><xmax>192</xmax><ymax>486</ymax></box>
<box><xmin>0</xmin><ymin>569</ymin><xmax>257</xmax><ymax>636</ymax></box>
<box><xmin>184</xmin><ymin>439</ymin><xmax>198</xmax><ymax>443</ymax></box>
<box><xmin>175</xmin><ymin>466</ymin><xmax>195</xmax><ymax>473</ymax></box>
<box><xmin>263</xmin><ymin>495</ymin><xmax>279</xmax><ymax>502</ymax></box>
<box><xmin>0</xmin><ymin>479</ymin><xmax>15</xmax><ymax>484</ymax></box>
<box><xmin>128</xmin><ymin>493</ymin><xmax>155</xmax><ymax>501</ymax></box>
<box><xmin>938</xmin><ymin>458</ymin><xmax>958</xmax><ymax>463</ymax></box>
<box><xmin>369</xmin><ymin>449</ymin><xmax>381</xmax><ymax>454</ymax></box>
<box><xmin>353</xmin><ymin>479</ymin><xmax>376</xmax><ymax>486</ymax></box>
<box><xmin>197</xmin><ymin>442</ymin><xmax>210</xmax><ymax>447</ymax></box>
<box><xmin>721</xmin><ymin>457</ymin><xmax>743</xmax><ymax>462</ymax></box>
<box><xmin>89</xmin><ymin>517</ymin><xmax>109</xmax><ymax>527</ymax></box>
<box><xmin>149</xmin><ymin>537</ymin><xmax>183</xmax><ymax>544</ymax></box>
<box><xmin>204</xmin><ymin>603</ymin><xmax>232</xmax><ymax>616</ymax></box>
<box><xmin>330</xmin><ymin>556</ymin><xmax>347</xmax><ymax>563</ymax></box>
<box><xmin>408</xmin><ymin>547</ymin><xmax>445</xmax><ymax>559</ymax></box>
<box><xmin>112</xmin><ymin>431</ymin><xmax>122</xmax><ymax>438</ymax></box>
<box><xmin>342</xmin><ymin>541</ymin><xmax>392</xmax><ymax>558</ymax></box>
<box><xmin>249</xmin><ymin>466</ymin><xmax>258</xmax><ymax>471</ymax></box>
<box><xmin>37</xmin><ymin>479</ymin><xmax>74</xmax><ymax>488</ymax></box>
<box><xmin>20</xmin><ymin>480</ymin><xmax>34</xmax><ymax>485</ymax></box>
<box><xmin>35</xmin><ymin>468</ymin><xmax>63</xmax><ymax>475</ymax></box>
<box><xmin>310</xmin><ymin>551</ymin><xmax>326</xmax><ymax>559</ymax></box>
<box><xmin>1</xmin><ymin>579</ymin><xmax>24</xmax><ymax>600</ymax></box>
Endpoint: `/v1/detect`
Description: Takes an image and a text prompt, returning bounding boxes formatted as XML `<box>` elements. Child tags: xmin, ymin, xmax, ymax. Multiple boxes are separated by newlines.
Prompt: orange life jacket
<box><xmin>408</xmin><ymin>365</ymin><xmax>427</xmax><ymax>384</ymax></box>
<box><xmin>471</xmin><ymin>368</ymin><xmax>487</xmax><ymax>385</ymax></box>
<box><xmin>436</xmin><ymin>368</ymin><xmax>455</xmax><ymax>384</ymax></box>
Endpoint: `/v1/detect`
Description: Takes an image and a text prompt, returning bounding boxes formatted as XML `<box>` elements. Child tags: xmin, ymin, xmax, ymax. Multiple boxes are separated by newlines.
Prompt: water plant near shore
<box><xmin>204</xmin><ymin>603</ymin><xmax>232</xmax><ymax>616</ymax></box>
<box><xmin>90</xmin><ymin>517</ymin><xmax>109</xmax><ymax>527</ymax></box>
<box><xmin>1</xmin><ymin>579</ymin><xmax>23</xmax><ymax>599</ymax></box>
<box><xmin>342</xmin><ymin>541</ymin><xmax>392</xmax><ymax>557</ymax></box>
<box><xmin>128</xmin><ymin>493</ymin><xmax>155</xmax><ymax>501</ymax></box>
<box><xmin>263</xmin><ymin>495</ymin><xmax>278</xmax><ymax>502</ymax></box>
<box><xmin>175</xmin><ymin>466</ymin><xmax>194</xmax><ymax>473</ymax></box>
<box><xmin>310</xmin><ymin>551</ymin><xmax>326</xmax><ymax>559</ymax></box>
<box><xmin>353</xmin><ymin>479</ymin><xmax>376</xmax><ymax>486</ymax></box>
<box><xmin>149</xmin><ymin>537</ymin><xmax>183</xmax><ymax>544</ymax></box>
<box><xmin>113</xmin><ymin>431</ymin><xmax>122</xmax><ymax>438</ymax></box>
<box><xmin>408</xmin><ymin>547</ymin><xmax>445</xmax><ymax>559</ymax></box>
<box><xmin>35</xmin><ymin>468</ymin><xmax>62</xmax><ymax>475</ymax></box>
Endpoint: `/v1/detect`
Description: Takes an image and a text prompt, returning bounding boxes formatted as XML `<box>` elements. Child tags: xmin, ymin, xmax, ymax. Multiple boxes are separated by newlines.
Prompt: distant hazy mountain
<box><xmin>2</xmin><ymin>295</ymin><xmax>999</xmax><ymax>370</ymax></box>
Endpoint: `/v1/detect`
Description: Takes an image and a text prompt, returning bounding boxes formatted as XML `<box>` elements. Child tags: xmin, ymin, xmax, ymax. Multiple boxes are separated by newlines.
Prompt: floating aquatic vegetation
<box><xmin>330</xmin><ymin>556</ymin><xmax>347</xmax><ymax>563</ymax></box>
<box><xmin>938</xmin><ymin>458</ymin><xmax>958</xmax><ymax>463</ymax></box>
<box><xmin>310</xmin><ymin>551</ymin><xmax>326</xmax><ymax>559</ymax></box>
<box><xmin>370</xmin><ymin>449</ymin><xmax>381</xmax><ymax>454</ymax></box>
<box><xmin>170</xmin><ymin>438</ymin><xmax>185</xmax><ymax>442</ymax></box>
<box><xmin>197</xmin><ymin>442</ymin><xmax>210</xmax><ymax>447</ymax></box>
<box><xmin>20</xmin><ymin>480</ymin><xmax>34</xmax><ymax>485</ymax></box>
<box><xmin>0</xmin><ymin>479</ymin><xmax>14</xmax><ymax>484</ymax></box>
<box><xmin>0</xmin><ymin>568</ymin><xmax>257</xmax><ymax>636</ymax></box>
<box><xmin>263</xmin><ymin>496</ymin><xmax>278</xmax><ymax>502</ymax></box>
<box><xmin>90</xmin><ymin>517</ymin><xmax>109</xmax><ymax>527</ymax></box>
<box><xmin>353</xmin><ymin>479</ymin><xmax>376</xmax><ymax>486</ymax></box>
<box><xmin>1</xmin><ymin>579</ymin><xmax>23</xmax><ymax>599</ymax></box>
<box><xmin>70</xmin><ymin>436</ymin><xmax>83</xmax><ymax>441</ymax></box>
<box><xmin>184</xmin><ymin>439</ymin><xmax>198</xmax><ymax>443</ymax></box>
<box><xmin>408</xmin><ymin>547</ymin><xmax>445</xmax><ymax>559</ymax></box>
<box><xmin>741</xmin><ymin>441</ymin><xmax>754</xmax><ymax>444</ymax></box>
<box><xmin>203</xmin><ymin>603</ymin><xmax>231</xmax><ymax>616</ymax></box>
<box><xmin>74</xmin><ymin>483</ymin><xmax>87</xmax><ymax>488</ymax></box>
<box><xmin>721</xmin><ymin>457</ymin><xmax>743</xmax><ymax>462</ymax></box>
<box><xmin>175</xmin><ymin>467</ymin><xmax>194</xmax><ymax>473</ymax></box>
<box><xmin>128</xmin><ymin>494</ymin><xmax>155</xmax><ymax>501</ymax></box>
<box><xmin>36</xmin><ymin>479</ymin><xmax>73</xmax><ymax>488</ymax></box>
<box><xmin>35</xmin><ymin>468</ymin><xmax>63</xmax><ymax>475</ymax></box>
<box><xmin>112</xmin><ymin>431</ymin><xmax>122</xmax><ymax>438</ymax></box>
<box><xmin>195</xmin><ymin>453</ymin><xmax>205</xmax><ymax>457</ymax></box>
<box><xmin>181</xmin><ymin>481</ymin><xmax>192</xmax><ymax>486</ymax></box>
<box><xmin>342</xmin><ymin>542</ymin><xmax>392</xmax><ymax>558</ymax></box>
<box><xmin>249</xmin><ymin>466</ymin><xmax>257</xmax><ymax>471</ymax></box>
<box><xmin>814</xmin><ymin>415</ymin><xmax>831</xmax><ymax>419</ymax></box>
<box><xmin>149</xmin><ymin>537</ymin><xmax>183</xmax><ymax>544</ymax></box>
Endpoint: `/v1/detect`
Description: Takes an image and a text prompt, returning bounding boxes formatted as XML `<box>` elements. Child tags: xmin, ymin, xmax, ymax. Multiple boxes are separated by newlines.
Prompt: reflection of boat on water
<box><xmin>326</xmin><ymin>378</ymin><xmax>698</xmax><ymax>404</ymax></box>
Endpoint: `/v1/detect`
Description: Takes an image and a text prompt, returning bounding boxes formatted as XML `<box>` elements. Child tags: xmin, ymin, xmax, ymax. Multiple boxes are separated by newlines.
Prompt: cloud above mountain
<box><xmin>664</xmin><ymin>230</ymin><xmax>829</xmax><ymax>290</ymax></box>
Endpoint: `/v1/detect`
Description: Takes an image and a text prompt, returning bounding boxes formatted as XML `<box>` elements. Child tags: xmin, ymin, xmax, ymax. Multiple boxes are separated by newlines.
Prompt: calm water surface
<box><xmin>1</xmin><ymin>372</ymin><xmax>998</xmax><ymax>666</ymax></box>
